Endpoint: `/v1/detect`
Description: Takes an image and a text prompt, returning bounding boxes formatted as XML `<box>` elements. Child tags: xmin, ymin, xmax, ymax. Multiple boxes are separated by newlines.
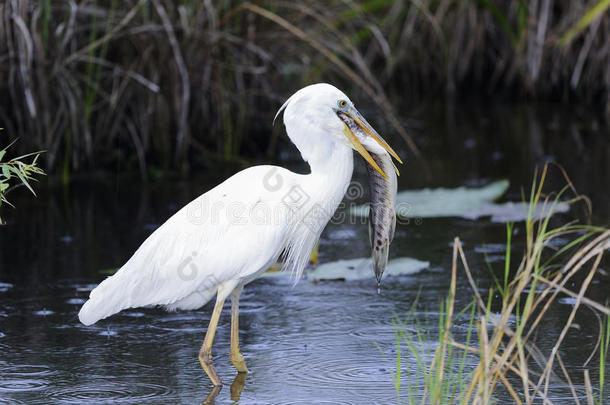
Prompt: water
<box><xmin>0</xmin><ymin>103</ymin><xmax>609</xmax><ymax>404</ymax></box>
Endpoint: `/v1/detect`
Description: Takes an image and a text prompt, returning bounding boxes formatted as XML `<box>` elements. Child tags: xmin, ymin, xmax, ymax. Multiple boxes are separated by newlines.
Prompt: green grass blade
<box><xmin>560</xmin><ymin>0</ymin><xmax>610</xmax><ymax>46</ymax></box>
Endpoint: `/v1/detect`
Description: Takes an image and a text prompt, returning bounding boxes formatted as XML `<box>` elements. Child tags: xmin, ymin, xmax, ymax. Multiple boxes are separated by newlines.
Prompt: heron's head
<box><xmin>275</xmin><ymin>83</ymin><xmax>401</xmax><ymax>177</ymax></box>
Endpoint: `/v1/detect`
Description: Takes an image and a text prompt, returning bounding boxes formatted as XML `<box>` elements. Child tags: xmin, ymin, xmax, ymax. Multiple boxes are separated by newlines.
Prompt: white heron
<box><xmin>78</xmin><ymin>83</ymin><xmax>402</xmax><ymax>386</ymax></box>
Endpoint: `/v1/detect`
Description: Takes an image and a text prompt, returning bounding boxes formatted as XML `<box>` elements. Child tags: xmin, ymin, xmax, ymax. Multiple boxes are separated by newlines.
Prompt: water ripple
<box><xmin>47</xmin><ymin>381</ymin><xmax>171</xmax><ymax>404</ymax></box>
<box><xmin>0</xmin><ymin>397</ymin><xmax>25</xmax><ymax>405</ymax></box>
<box><xmin>0</xmin><ymin>364</ymin><xmax>56</xmax><ymax>392</ymax></box>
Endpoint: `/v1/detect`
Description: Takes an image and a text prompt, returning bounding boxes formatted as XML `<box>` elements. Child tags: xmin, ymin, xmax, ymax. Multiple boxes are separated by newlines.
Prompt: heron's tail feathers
<box><xmin>78</xmin><ymin>270</ymin><xmax>133</xmax><ymax>326</ymax></box>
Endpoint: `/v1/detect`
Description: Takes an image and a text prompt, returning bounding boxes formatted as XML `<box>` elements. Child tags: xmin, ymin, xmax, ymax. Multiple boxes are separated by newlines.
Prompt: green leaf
<box><xmin>0</xmin><ymin>194</ymin><xmax>14</xmax><ymax>207</ymax></box>
<box><xmin>10</xmin><ymin>150</ymin><xmax>46</xmax><ymax>161</ymax></box>
<box><xmin>0</xmin><ymin>139</ymin><xmax>18</xmax><ymax>153</ymax></box>
<box><xmin>14</xmin><ymin>169</ymin><xmax>36</xmax><ymax>195</ymax></box>
<box><xmin>0</xmin><ymin>141</ymin><xmax>45</xmax><ymax>219</ymax></box>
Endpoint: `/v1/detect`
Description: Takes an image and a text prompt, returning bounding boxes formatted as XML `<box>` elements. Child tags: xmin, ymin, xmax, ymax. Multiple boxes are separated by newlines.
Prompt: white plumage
<box><xmin>78</xmin><ymin>83</ymin><xmax>400</xmax><ymax>386</ymax></box>
<box><xmin>79</xmin><ymin>163</ymin><xmax>347</xmax><ymax>324</ymax></box>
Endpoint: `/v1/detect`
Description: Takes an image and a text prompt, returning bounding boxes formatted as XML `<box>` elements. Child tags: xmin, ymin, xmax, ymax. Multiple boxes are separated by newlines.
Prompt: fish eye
<box><xmin>337</xmin><ymin>100</ymin><xmax>348</xmax><ymax>109</ymax></box>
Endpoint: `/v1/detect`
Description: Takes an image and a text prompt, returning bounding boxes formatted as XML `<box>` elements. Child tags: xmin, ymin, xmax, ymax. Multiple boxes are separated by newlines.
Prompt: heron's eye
<box><xmin>338</xmin><ymin>100</ymin><xmax>348</xmax><ymax>109</ymax></box>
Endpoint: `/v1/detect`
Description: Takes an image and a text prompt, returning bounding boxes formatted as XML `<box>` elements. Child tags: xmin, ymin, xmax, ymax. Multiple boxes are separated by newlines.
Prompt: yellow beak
<box><xmin>338</xmin><ymin>108</ymin><xmax>402</xmax><ymax>179</ymax></box>
<box><xmin>342</xmin><ymin>125</ymin><xmax>389</xmax><ymax>179</ymax></box>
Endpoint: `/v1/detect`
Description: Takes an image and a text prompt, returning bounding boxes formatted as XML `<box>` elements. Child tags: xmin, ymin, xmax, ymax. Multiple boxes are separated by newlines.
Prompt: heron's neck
<box><xmin>305</xmin><ymin>145</ymin><xmax>354</xmax><ymax>210</ymax></box>
<box><xmin>279</xmin><ymin>144</ymin><xmax>353</xmax><ymax>281</ymax></box>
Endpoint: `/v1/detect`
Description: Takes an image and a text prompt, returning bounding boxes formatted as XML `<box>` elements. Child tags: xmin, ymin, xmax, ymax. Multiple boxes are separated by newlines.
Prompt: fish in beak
<box><xmin>337</xmin><ymin>106</ymin><xmax>400</xmax><ymax>291</ymax></box>
<box><xmin>336</xmin><ymin>106</ymin><xmax>402</xmax><ymax>179</ymax></box>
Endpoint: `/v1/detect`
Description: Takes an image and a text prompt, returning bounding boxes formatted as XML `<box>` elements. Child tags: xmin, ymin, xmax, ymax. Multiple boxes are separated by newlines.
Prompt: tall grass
<box><xmin>0</xmin><ymin>1</ymin><xmax>608</xmax><ymax>177</ymax></box>
<box><xmin>392</xmin><ymin>164</ymin><xmax>610</xmax><ymax>404</ymax></box>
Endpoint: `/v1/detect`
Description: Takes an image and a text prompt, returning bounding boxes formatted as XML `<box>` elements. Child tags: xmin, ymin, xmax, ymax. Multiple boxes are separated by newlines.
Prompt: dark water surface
<box><xmin>0</xmin><ymin>103</ymin><xmax>609</xmax><ymax>404</ymax></box>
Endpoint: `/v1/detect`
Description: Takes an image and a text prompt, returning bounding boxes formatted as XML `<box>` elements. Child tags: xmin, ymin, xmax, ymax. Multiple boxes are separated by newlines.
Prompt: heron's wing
<box><xmin>79</xmin><ymin>165</ymin><xmax>296</xmax><ymax>325</ymax></box>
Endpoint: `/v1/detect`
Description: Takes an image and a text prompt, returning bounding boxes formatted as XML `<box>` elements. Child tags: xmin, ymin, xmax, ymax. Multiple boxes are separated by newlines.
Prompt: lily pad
<box><xmin>350</xmin><ymin>180</ymin><xmax>570</xmax><ymax>222</ymax></box>
<box><xmin>351</xmin><ymin>180</ymin><xmax>509</xmax><ymax>219</ymax></box>
<box><xmin>0</xmin><ymin>282</ymin><xmax>14</xmax><ymax>292</ymax></box>
<box><xmin>307</xmin><ymin>257</ymin><xmax>429</xmax><ymax>281</ymax></box>
<box><xmin>461</xmin><ymin>201</ymin><xmax>570</xmax><ymax>223</ymax></box>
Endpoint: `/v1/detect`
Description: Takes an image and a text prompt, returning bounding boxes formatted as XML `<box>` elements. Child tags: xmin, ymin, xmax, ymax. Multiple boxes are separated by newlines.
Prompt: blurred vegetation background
<box><xmin>0</xmin><ymin>0</ymin><xmax>608</xmax><ymax>179</ymax></box>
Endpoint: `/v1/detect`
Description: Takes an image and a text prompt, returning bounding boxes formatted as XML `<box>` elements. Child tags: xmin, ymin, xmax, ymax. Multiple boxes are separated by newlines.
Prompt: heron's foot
<box><xmin>199</xmin><ymin>348</ymin><xmax>223</xmax><ymax>386</ymax></box>
<box><xmin>229</xmin><ymin>350</ymin><xmax>249</xmax><ymax>373</ymax></box>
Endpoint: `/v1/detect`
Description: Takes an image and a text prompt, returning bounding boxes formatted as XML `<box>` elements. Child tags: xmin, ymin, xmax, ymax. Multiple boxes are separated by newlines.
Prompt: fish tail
<box><xmin>372</xmin><ymin>241</ymin><xmax>390</xmax><ymax>283</ymax></box>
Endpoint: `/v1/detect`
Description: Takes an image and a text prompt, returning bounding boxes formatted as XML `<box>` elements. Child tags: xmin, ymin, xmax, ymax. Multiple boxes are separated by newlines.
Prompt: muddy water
<box><xmin>0</xmin><ymin>103</ymin><xmax>608</xmax><ymax>403</ymax></box>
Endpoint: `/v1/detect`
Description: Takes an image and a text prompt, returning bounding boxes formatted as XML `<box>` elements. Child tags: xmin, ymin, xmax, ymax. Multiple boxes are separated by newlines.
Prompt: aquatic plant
<box><xmin>392</xmin><ymin>164</ymin><xmax>610</xmax><ymax>404</ymax></box>
<box><xmin>1</xmin><ymin>1</ymin><xmax>608</xmax><ymax>177</ymax></box>
<box><xmin>0</xmin><ymin>138</ymin><xmax>45</xmax><ymax>224</ymax></box>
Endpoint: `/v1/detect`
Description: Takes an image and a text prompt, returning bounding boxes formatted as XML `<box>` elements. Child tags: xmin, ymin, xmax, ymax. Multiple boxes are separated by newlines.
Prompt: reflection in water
<box><xmin>201</xmin><ymin>373</ymin><xmax>247</xmax><ymax>405</ymax></box>
<box><xmin>230</xmin><ymin>373</ymin><xmax>247</xmax><ymax>401</ymax></box>
<box><xmin>0</xmin><ymin>103</ymin><xmax>608</xmax><ymax>403</ymax></box>
<box><xmin>203</xmin><ymin>385</ymin><xmax>222</xmax><ymax>405</ymax></box>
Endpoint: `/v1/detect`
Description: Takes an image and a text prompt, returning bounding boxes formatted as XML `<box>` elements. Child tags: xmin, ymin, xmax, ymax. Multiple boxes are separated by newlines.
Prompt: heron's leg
<box><xmin>229</xmin><ymin>287</ymin><xmax>248</xmax><ymax>373</ymax></box>
<box><xmin>199</xmin><ymin>294</ymin><xmax>226</xmax><ymax>386</ymax></box>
